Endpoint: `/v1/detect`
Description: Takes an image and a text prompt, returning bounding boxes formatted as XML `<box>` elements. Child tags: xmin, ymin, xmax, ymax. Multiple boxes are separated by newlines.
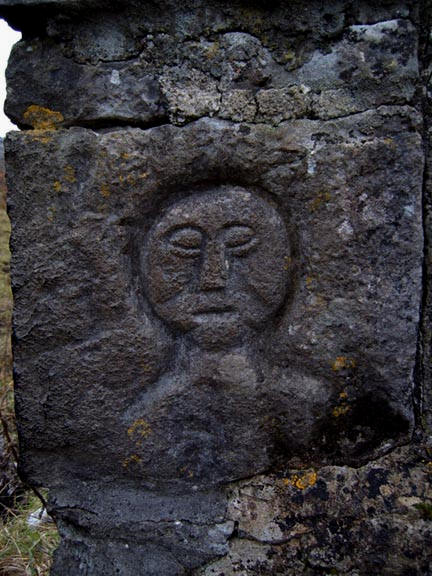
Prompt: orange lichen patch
<box><xmin>283</xmin><ymin>470</ymin><xmax>317</xmax><ymax>490</ymax></box>
<box><xmin>53</xmin><ymin>181</ymin><xmax>62</xmax><ymax>193</ymax></box>
<box><xmin>100</xmin><ymin>183</ymin><xmax>111</xmax><ymax>198</ymax></box>
<box><xmin>309</xmin><ymin>191</ymin><xmax>331</xmax><ymax>212</ymax></box>
<box><xmin>332</xmin><ymin>403</ymin><xmax>351</xmax><ymax>417</ymax></box>
<box><xmin>332</xmin><ymin>356</ymin><xmax>356</xmax><ymax>371</ymax></box>
<box><xmin>64</xmin><ymin>165</ymin><xmax>76</xmax><ymax>183</ymax></box>
<box><xmin>23</xmin><ymin>105</ymin><xmax>64</xmax><ymax>130</ymax></box>
<box><xmin>122</xmin><ymin>454</ymin><xmax>142</xmax><ymax>468</ymax></box>
<box><xmin>127</xmin><ymin>419</ymin><xmax>152</xmax><ymax>447</ymax></box>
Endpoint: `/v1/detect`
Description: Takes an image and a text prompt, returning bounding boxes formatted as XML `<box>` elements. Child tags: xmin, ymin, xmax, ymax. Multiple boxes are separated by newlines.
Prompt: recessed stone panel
<box><xmin>7</xmin><ymin>105</ymin><xmax>423</xmax><ymax>491</ymax></box>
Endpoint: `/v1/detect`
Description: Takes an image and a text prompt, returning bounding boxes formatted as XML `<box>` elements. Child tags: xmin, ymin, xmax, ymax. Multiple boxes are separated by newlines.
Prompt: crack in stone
<box><xmin>412</xmin><ymin>2</ymin><xmax>432</xmax><ymax>431</ymax></box>
<box><xmin>13</xmin><ymin>102</ymin><xmax>421</xmax><ymax>136</ymax></box>
<box><xmin>55</xmin><ymin>506</ymin><xmax>230</xmax><ymax>528</ymax></box>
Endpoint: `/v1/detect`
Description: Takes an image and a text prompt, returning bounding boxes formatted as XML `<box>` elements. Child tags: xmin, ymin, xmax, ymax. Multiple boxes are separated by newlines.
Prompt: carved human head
<box><xmin>143</xmin><ymin>186</ymin><xmax>290</xmax><ymax>349</ymax></box>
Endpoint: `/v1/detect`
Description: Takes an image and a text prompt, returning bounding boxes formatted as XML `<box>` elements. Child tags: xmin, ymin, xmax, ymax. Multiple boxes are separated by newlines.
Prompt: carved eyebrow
<box><xmin>164</xmin><ymin>224</ymin><xmax>203</xmax><ymax>239</ymax></box>
<box><xmin>221</xmin><ymin>220</ymin><xmax>254</xmax><ymax>229</ymax></box>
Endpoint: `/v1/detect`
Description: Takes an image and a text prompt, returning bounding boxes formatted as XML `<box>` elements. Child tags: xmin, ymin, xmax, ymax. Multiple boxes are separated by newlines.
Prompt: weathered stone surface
<box><xmin>199</xmin><ymin>444</ymin><xmax>432</xmax><ymax>576</ymax></box>
<box><xmin>7</xmin><ymin>107</ymin><xmax>423</xmax><ymax>483</ymax></box>
<box><xmin>2</xmin><ymin>1</ymin><xmax>431</xmax><ymax>574</ymax></box>
<box><xmin>3</xmin><ymin>8</ymin><xmax>419</xmax><ymax>128</ymax></box>
<box><xmin>0</xmin><ymin>137</ymin><xmax>20</xmax><ymax>515</ymax></box>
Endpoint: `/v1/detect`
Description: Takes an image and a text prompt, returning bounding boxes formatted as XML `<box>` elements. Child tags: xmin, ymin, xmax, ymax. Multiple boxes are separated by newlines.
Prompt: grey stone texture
<box><xmin>1</xmin><ymin>0</ymin><xmax>432</xmax><ymax>574</ymax></box>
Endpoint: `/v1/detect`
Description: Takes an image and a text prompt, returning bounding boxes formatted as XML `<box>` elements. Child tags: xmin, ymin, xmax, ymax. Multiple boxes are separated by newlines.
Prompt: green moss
<box><xmin>0</xmin><ymin>173</ymin><xmax>13</xmax><ymax>436</ymax></box>
<box><xmin>414</xmin><ymin>501</ymin><xmax>432</xmax><ymax>520</ymax></box>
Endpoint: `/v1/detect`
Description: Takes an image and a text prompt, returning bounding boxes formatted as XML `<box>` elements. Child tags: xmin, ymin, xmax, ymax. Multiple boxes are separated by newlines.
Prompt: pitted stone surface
<box><xmin>2</xmin><ymin>1</ymin><xmax>431</xmax><ymax>574</ymax></box>
<box><xmin>3</xmin><ymin>10</ymin><xmax>419</xmax><ymax>128</ymax></box>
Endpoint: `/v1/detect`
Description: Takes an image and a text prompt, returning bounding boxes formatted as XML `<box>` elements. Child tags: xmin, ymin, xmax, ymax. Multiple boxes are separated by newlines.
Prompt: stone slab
<box><xmin>6</xmin><ymin>105</ymin><xmax>423</xmax><ymax>491</ymax></box>
<box><xmin>2</xmin><ymin>1</ymin><xmax>429</xmax><ymax>573</ymax></box>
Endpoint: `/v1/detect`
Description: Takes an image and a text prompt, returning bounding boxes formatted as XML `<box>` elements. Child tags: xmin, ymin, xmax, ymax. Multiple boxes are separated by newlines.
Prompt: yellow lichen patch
<box><xmin>122</xmin><ymin>454</ymin><xmax>142</xmax><ymax>468</ymax></box>
<box><xmin>120</xmin><ymin>173</ymin><xmax>136</xmax><ymax>185</ymax></box>
<box><xmin>306</xmin><ymin>276</ymin><xmax>314</xmax><ymax>288</ymax></box>
<box><xmin>385</xmin><ymin>59</ymin><xmax>397</xmax><ymax>72</ymax></box>
<box><xmin>426</xmin><ymin>462</ymin><xmax>432</xmax><ymax>474</ymax></box>
<box><xmin>100</xmin><ymin>183</ymin><xmax>111</xmax><ymax>198</ymax></box>
<box><xmin>206</xmin><ymin>42</ymin><xmax>220</xmax><ymax>59</ymax></box>
<box><xmin>379</xmin><ymin>484</ymin><xmax>393</xmax><ymax>498</ymax></box>
<box><xmin>281</xmin><ymin>49</ymin><xmax>296</xmax><ymax>64</ymax></box>
<box><xmin>380</xmin><ymin>137</ymin><xmax>397</xmax><ymax>152</ymax></box>
<box><xmin>121</xmin><ymin>152</ymin><xmax>130</xmax><ymax>160</ymax></box>
<box><xmin>47</xmin><ymin>206</ymin><xmax>56</xmax><ymax>222</ymax></box>
<box><xmin>309</xmin><ymin>191</ymin><xmax>331</xmax><ymax>212</ymax></box>
<box><xmin>139</xmin><ymin>359</ymin><xmax>153</xmax><ymax>374</ymax></box>
<box><xmin>332</xmin><ymin>356</ymin><xmax>356</xmax><ymax>371</ymax></box>
<box><xmin>53</xmin><ymin>181</ymin><xmax>62</xmax><ymax>193</ymax></box>
<box><xmin>237</xmin><ymin>8</ymin><xmax>264</xmax><ymax>34</ymax></box>
<box><xmin>179</xmin><ymin>466</ymin><xmax>194</xmax><ymax>478</ymax></box>
<box><xmin>127</xmin><ymin>419</ymin><xmax>152</xmax><ymax>447</ymax></box>
<box><xmin>64</xmin><ymin>165</ymin><xmax>76</xmax><ymax>183</ymax></box>
<box><xmin>283</xmin><ymin>256</ymin><xmax>292</xmax><ymax>271</ymax></box>
<box><xmin>283</xmin><ymin>470</ymin><xmax>317</xmax><ymax>490</ymax></box>
<box><xmin>339</xmin><ymin>390</ymin><xmax>348</xmax><ymax>400</ymax></box>
<box><xmin>138</xmin><ymin>172</ymin><xmax>149</xmax><ymax>180</ymax></box>
<box><xmin>332</xmin><ymin>403</ymin><xmax>351</xmax><ymax>418</ymax></box>
<box><xmin>309</xmin><ymin>294</ymin><xmax>327</xmax><ymax>312</ymax></box>
<box><xmin>23</xmin><ymin>105</ymin><xmax>64</xmax><ymax>130</ymax></box>
<box><xmin>29</xmin><ymin>131</ymin><xmax>53</xmax><ymax>144</ymax></box>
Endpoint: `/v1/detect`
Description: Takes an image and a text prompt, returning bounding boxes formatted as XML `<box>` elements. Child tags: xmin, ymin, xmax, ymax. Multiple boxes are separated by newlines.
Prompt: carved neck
<box><xmin>172</xmin><ymin>334</ymin><xmax>265</xmax><ymax>384</ymax></box>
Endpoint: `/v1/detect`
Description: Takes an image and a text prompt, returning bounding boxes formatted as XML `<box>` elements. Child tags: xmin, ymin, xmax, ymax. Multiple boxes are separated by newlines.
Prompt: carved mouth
<box><xmin>194</xmin><ymin>306</ymin><xmax>233</xmax><ymax>315</ymax></box>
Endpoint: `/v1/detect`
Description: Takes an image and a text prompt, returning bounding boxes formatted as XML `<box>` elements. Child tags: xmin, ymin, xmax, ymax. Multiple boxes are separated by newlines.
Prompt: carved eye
<box><xmin>167</xmin><ymin>227</ymin><xmax>202</xmax><ymax>257</ymax></box>
<box><xmin>224</xmin><ymin>225</ymin><xmax>257</xmax><ymax>256</ymax></box>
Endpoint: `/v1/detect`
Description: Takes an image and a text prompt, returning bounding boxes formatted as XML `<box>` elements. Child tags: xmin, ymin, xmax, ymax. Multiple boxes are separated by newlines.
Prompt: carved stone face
<box><xmin>144</xmin><ymin>186</ymin><xmax>290</xmax><ymax>349</ymax></box>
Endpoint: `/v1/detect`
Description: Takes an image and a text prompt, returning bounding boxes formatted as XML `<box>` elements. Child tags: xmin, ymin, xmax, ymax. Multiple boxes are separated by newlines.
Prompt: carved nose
<box><xmin>199</xmin><ymin>241</ymin><xmax>228</xmax><ymax>290</ymax></box>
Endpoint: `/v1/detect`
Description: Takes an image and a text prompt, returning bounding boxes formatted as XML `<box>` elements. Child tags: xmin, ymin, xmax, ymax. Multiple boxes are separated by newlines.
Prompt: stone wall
<box><xmin>0</xmin><ymin>1</ymin><xmax>431</xmax><ymax>574</ymax></box>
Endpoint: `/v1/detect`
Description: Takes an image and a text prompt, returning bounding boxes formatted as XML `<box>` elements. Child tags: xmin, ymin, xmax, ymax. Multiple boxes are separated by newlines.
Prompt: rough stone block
<box><xmin>1</xmin><ymin>1</ymin><xmax>430</xmax><ymax>574</ymax></box>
